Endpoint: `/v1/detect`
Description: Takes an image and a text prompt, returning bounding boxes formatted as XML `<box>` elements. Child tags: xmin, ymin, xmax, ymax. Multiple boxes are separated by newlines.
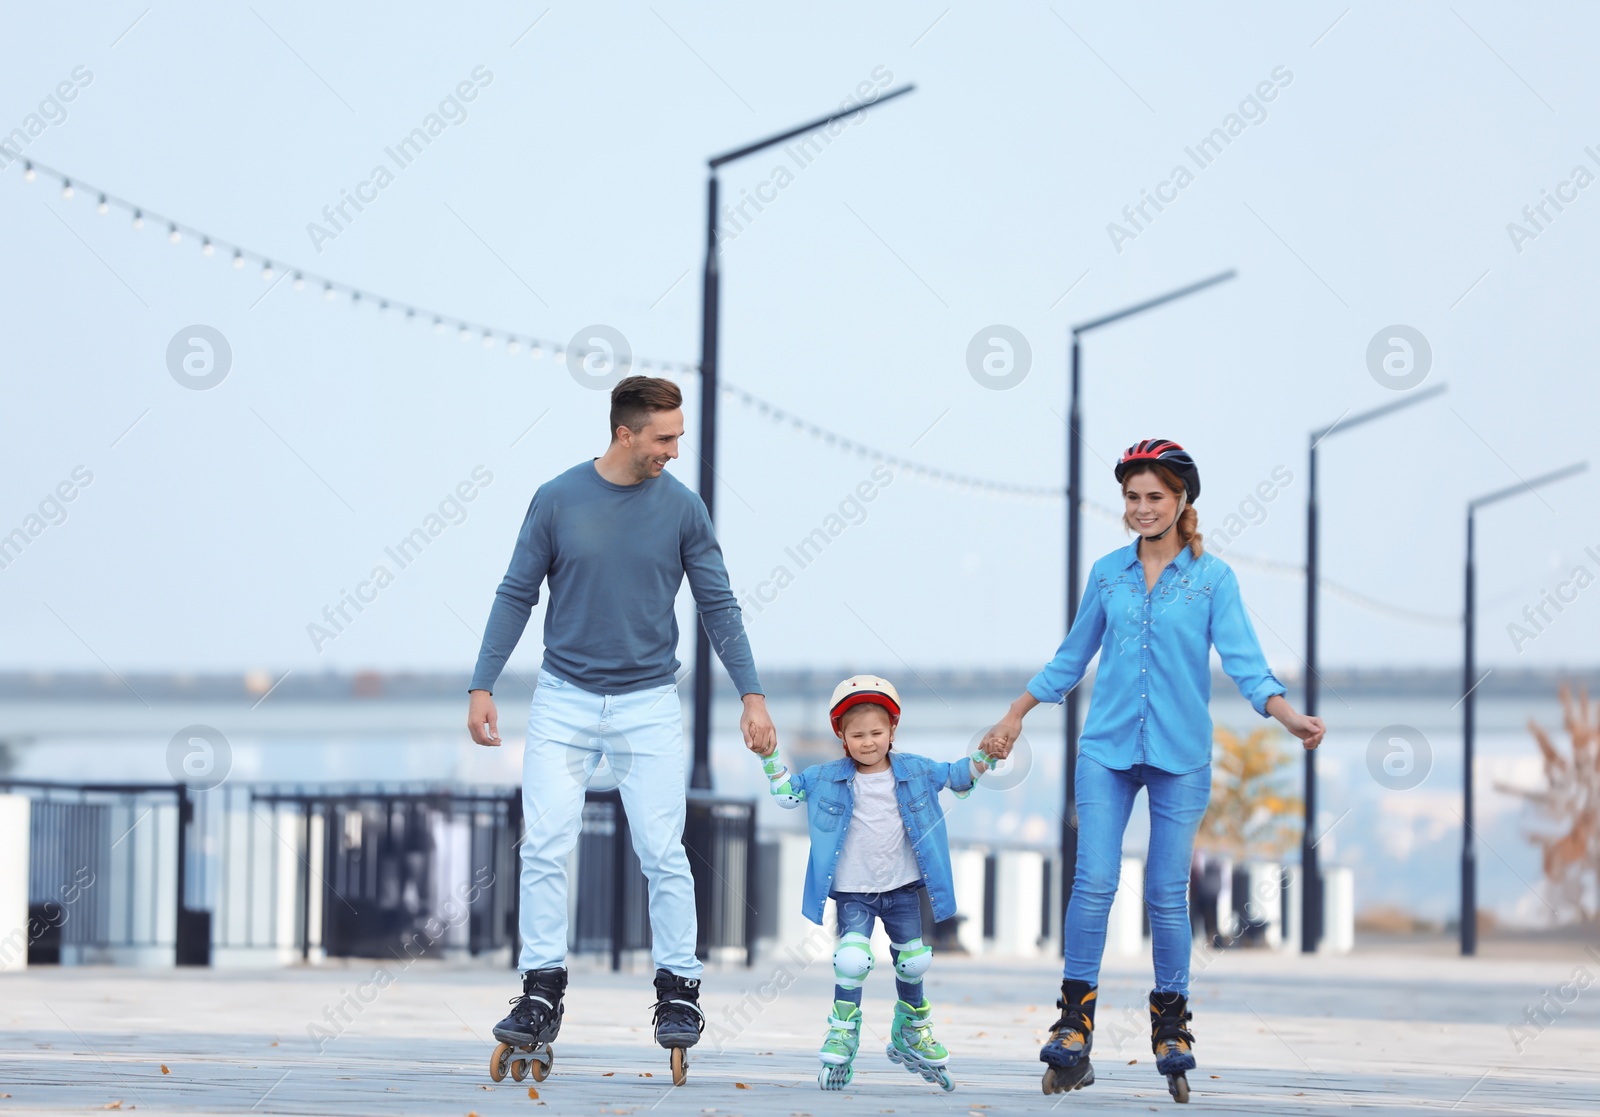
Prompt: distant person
<box><xmin>981</xmin><ymin>439</ymin><xmax>1324</xmax><ymax>1101</ymax></box>
<box><xmin>748</xmin><ymin>674</ymin><xmax>991</xmax><ymax>1092</ymax></box>
<box><xmin>468</xmin><ymin>375</ymin><xmax>776</xmax><ymax>1085</ymax></box>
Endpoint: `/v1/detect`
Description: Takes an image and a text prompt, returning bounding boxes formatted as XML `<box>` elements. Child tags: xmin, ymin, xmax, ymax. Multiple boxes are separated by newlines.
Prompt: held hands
<box><xmin>468</xmin><ymin>690</ymin><xmax>500</xmax><ymax>746</ymax></box>
<box><xmin>741</xmin><ymin>693</ymin><xmax>778</xmax><ymax>757</ymax></box>
<box><xmin>980</xmin><ymin>718</ymin><xmax>1022</xmax><ymax>761</ymax></box>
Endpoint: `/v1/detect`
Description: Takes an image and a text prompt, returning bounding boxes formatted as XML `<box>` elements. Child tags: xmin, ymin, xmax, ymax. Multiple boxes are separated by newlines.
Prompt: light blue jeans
<box><xmin>1064</xmin><ymin>754</ymin><xmax>1210</xmax><ymax>994</ymax></box>
<box><xmin>518</xmin><ymin>668</ymin><xmax>701</xmax><ymax>978</ymax></box>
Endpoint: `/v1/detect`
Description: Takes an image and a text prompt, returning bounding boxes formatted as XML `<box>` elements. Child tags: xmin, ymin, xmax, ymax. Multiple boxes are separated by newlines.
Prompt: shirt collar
<box><xmin>1121</xmin><ymin>536</ymin><xmax>1197</xmax><ymax>573</ymax></box>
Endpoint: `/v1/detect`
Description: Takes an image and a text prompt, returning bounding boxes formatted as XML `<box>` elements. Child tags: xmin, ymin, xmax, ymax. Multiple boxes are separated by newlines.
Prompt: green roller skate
<box><xmin>817</xmin><ymin>1000</ymin><xmax>860</xmax><ymax>1090</ymax></box>
<box><xmin>885</xmin><ymin>998</ymin><xmax>953</xmax><ymax>1091</ymax></box>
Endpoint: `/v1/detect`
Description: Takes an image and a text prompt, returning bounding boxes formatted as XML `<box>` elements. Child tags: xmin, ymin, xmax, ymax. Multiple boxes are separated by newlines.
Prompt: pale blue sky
<box><xmin>3</xmin><ymin>1</ymin><xmax>1598</xmax><ymax>684</ymax></box>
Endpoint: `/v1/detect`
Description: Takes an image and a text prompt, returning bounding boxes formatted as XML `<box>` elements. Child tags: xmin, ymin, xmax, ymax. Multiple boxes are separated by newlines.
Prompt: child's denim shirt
<box><xmin>771</xmin><ymin>751</ymin><xmax>975</xmax><ymax>925</ymax></box>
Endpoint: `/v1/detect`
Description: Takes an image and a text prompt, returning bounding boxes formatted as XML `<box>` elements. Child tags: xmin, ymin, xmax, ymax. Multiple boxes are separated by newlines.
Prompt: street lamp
<box><xmin>1460</xmin><ymin>460</ymin><xmax>1587</xmax><ymax>955</ymax></box>
<box><xmin>1061</xmin><ymin>269</ymin><xmax>1235</xmax><ymax>920</ymax></box>
<box><xmin>689</xmin><ymin>84</ymin><xmax>917</xmax><ymax>790</ymax></box>
<box><xmin>1300</xmin><ymin>383</ymin><xmax>1446</xmax><ymax>952</ymax></box>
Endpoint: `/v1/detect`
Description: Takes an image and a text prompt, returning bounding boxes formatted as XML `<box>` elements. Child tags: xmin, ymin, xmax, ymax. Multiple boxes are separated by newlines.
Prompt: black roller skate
<box><xmin>489</xmin><ymin>966</ymin><xmax>566</xmax><ymax>1084</ymax></box>
<box><xmin>1039</xmin><ymin>979</ymin><xmax>1097</xmax><ymax>1094</ymax></box>
<box><xmin>651</xmin><ymin>968</ymin><xmax>705</xmax><ymax>1086</ymax></box>
<box><xmin>1150</xmin><ymin>990</ymin><xmax>1196</xmax><ymax>1103</ymax></box>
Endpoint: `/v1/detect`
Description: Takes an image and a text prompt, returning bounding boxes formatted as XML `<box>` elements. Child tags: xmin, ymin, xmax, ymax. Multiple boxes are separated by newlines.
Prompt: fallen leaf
<box><xmin>603</xmin><ymin>1071</ymin><xmax>615</xmax><ymax>1077</ymax></box>
<box><xmin>975</xmin><ymin>1031</ymin><xmax>986</xmax><ymax>1037</ymax></box>
<box><xmin>735</xmin><ymin>1082</ymin><xmax>749</xmax><ymax>1089</ymax></box>
<box><xmin>159</xmin><ymin>1065</ymin><xmax>169</xmax><ymax>1075</ymax></box>
<box><xmin>1127</xmin><ymin>1059</ymin><xmax>1137</xmax><ymax>1065</ymax></box>
<box><xmin>270</xmin><ymin>1041</ymin><xmax>278</xmax><ymax>1047</ymax></box>
<box><xmin>1210</xmin><ymin>1075</ymin><xmax>1220</xmax><ymax>1079</ymax></box>
<box><xmin>102</xmin><ymin>1105</ymin><xmax>122</xmax><ymax>1112</ymax></box>
<box><xmin>642</xmin><ymin>1071</ymin><xmax>653</xmax><ymax>1077</ymax></box>
<box><xmin>479</xmin><ymin>1085</ymin><xmax>490</xmax><ymax>1090</ymax></box>
<box><xmin>527</xmin><ymin>1087</ymin><xmax>539</xmax><ymax>1099</ymax></box>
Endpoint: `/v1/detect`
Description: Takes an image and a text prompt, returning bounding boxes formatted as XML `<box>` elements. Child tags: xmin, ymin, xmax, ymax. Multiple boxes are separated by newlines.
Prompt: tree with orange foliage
<box><xmin>1498</xmin><ymin>686</ymin><xmax>1599</xmax><ymax>922</ymax></box>
<box><xmin>1197</xmin><ymin>725</ymin><xmax>1303</xmax><ymax>858</ymax></box>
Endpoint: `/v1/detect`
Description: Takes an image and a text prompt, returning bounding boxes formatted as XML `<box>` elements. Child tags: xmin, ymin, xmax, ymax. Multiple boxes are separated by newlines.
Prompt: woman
<box><xmin>981</xmin><ymin>438</ymin><xmax>1324</xmax><ymax>1100</ymax></box>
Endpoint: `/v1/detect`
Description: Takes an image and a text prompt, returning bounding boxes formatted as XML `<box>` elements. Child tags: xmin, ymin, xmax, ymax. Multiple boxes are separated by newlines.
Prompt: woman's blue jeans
<box><xmin>1064</xmin><ymin>754</ymin><xmax>1210</xmax><ymax>994</ymax></box>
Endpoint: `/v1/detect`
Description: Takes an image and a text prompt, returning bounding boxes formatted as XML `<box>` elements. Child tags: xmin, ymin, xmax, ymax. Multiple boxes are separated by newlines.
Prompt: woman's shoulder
<box><xmin>1185</xmin><ymin>549</ymin><xmax>1236</xmax><ymax>584</ymax></box>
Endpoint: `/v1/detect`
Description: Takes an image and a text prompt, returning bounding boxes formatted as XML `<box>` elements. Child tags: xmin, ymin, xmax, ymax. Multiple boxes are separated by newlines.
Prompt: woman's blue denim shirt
<box><xmin>1028</xmin><ymin>539</ymin><xmax>1286</xmax><ymax>774</ymax></box>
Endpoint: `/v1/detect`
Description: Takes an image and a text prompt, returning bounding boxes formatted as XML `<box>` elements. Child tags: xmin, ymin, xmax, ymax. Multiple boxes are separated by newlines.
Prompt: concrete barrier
<box><xmin>1107</xmin><ymin>856</ymin><xmax>1145</xmax><ymax>956</ymax></box>
<box><xmin>0</xmin><ymin>794</ymin><xmax>28</xmax><ymax>972</ymax></box>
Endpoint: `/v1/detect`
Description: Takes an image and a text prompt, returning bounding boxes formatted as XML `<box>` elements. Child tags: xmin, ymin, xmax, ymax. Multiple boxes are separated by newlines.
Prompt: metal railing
<box><xmin>3</xmin><ymin>779</ymin><xmax>760</xmax><ymax>969</ymax></box>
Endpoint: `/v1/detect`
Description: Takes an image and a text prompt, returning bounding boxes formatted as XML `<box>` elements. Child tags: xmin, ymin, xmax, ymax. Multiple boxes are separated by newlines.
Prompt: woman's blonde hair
<box><xmin>1121</xmin><ymin>463</ymin><xmax>1204</xmax><ymax>558</ymax></box>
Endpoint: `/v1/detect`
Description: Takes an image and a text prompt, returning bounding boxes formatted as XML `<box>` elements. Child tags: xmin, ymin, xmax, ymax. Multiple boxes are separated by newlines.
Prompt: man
<box><xmin>468</xmin><ymin>374</ymin><xmax>775</xmax><ymax>1073</ymax></box>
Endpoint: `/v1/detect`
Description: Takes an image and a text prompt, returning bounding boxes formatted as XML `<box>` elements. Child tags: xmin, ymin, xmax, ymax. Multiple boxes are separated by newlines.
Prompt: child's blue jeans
<box><xmin>831</xmin><ymin>883</ymin><xmax>926</xmax><ymax>1005</ymax></box>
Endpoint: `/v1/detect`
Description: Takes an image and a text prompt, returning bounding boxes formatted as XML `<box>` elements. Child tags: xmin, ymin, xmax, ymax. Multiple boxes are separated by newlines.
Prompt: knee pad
<box><xmin>832</xmin><ymin>932</ymin><xmax>874</xmax><ymax>990</ymax></box>
<box><xmin>891</xmin><ymin>938</ymin><xmax>932</xmax><ymax>983</ymax></box>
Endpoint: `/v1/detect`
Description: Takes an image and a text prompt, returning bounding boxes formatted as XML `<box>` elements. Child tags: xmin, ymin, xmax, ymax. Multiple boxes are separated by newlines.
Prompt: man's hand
<box><xmin>741</xmin><ymin>693</ymin><xmax>777</xmax><ymax>757</ymax></box>
<box><xmin>981</xmin><ymin>717</ymin><xmax>1022</xmax><ymax>761</ymax></box>
<box><xmin>468</xmin><ymin>689</ymin><xmax>501</xmax><ymax>746</ymax></box>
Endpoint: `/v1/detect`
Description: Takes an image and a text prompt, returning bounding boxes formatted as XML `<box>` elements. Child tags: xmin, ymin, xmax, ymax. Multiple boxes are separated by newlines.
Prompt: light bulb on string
<box><xmin>261</xmin><ymin>262</ymin><xmax>274</xmax><ymax>282</ymax></box>
<box><xmin>324</xmin><ymin>283</ymin><xmax>337</xmax><ymax>301</ymax></box>
<box><xmin>96</xmin><ymin>194</ymin><xmax>108</xmax><ymax>214</ymax></box>
<box><xmin>22</xmin><ymin>162</ymin><xmax>35</xmax><ymax>182</ymax></box>
<box><xmin>169</xmin><ymin>225</ymin><xmax>182</xmax><ymax>245</ymax></box>
<box><xmin>378</xmin><ymin>300</ymin><xmax>389</xmax><ymax>315</ymax></box>
<box><xmin>131</xmin><ymin>209</ymin><xmax>143</xmax><ymax>229</ymax></box>
<box><xmin>433</xmin><ymin>317</ymin><xmax>445</xmax><ymax>334</ymax></box>
<box><xmin>482</xmin><ymin>332</ymin><xmax>494</xmax><ymax>349</ymax></box>
<box><xmin>61</xmin><ymin>180</ymin><xmax>73</xmax><ymax>199</ymax></box>
<box><xmin>292</xmin><ymin>272</ymin><xmax>305</xmax><ymax>291</ymax></box>
<box><xmin>232</xmin><ymin>249</ymin><xmax>244</xmax><ymax>269</ymax></box>
<box><xmin>506</xmin><ymin>338</ymin><xmax>520</xmax><ymax>354</ymax></box>
<box><xmin>350</xmin><ymin>291</ymin><xmax>360</xmax><ymax>307</ymax></box>
<box><xmin>529</xmin><ymin>345</ymin><xmax>542</xmax><ymax>358</ymax></box>
<box><xmin>458</xmin><ymin>325</ymin><xmax>471</xmax><ymax>342</ymax></box>
<box><xmin>201</xmin><ymin>238</ymin><xmax>213</xmax><ymax>256</ymax></box>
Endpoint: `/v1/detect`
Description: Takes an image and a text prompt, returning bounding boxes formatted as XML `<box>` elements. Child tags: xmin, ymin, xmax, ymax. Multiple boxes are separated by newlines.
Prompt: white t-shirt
<box><xmin>831</xmin><ymin>768</ymin><xmax>924</xmax><ymax>894</ymax></box>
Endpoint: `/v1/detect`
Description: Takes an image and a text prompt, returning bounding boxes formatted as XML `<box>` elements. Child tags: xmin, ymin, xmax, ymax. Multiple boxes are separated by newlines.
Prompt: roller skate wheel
<box><xmin>489</xmin><ymin>1041</ymin><xmax>513</xmax><ymax>1083</ymax></box>
<box><xmin>670</xmin><ymin>1046</ymin><xmax>687</xmax><ymax>1086</ymax></box>
<box><xmin>529</xmin><ymin>1048</ymin><xmax>552</xmax><ymax>1082</ymax></box>
<box><xmin>818</xmin><ymin>1063</ymin><xmax>852</xmax><ymax>1091</ymax></box>
<box><xmin>932</xmin><ymin>1067</ymin><xmax>954</xmax><ymax>1092</ymax></box>
<box><xmin>1168</xmin><ymin>1073</ymin><xmax>1190</xmax><ymax>1103</ymax></box>
<box><xmin>509</xmin><ymin>1056</ymin><xmax>527</xmax><ymax>1082</ymax></box>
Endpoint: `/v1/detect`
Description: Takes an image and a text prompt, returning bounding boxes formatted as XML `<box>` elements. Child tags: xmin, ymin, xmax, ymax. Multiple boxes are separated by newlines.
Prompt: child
<box><xmin>748</xmin><ymin>674</ymin><xmax>990</xmax><ymax>1092</ymax></box>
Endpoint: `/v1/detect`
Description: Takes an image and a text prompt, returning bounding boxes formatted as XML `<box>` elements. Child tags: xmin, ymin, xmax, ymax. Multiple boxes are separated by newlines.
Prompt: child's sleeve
<box><xmin>933</xmin><ymin>751</ymin><xmax>994</xmax><ymax>800</ymax></box>
<box><xmin>760</xmin><ymin>750</ymin><xmax>808</xmax><ymax>808</ymax></box>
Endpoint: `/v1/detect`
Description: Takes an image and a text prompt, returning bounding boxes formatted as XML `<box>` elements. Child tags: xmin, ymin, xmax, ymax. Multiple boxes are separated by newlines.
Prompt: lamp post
<box><xmin>1460</xmin><ymin>461</ymin><xmax>1586</xmax><ymax>955</ymax></box>
<box><xmin>689</xmin><ymin>84</ymin><xmax>916</xmax><ymax>790</ymax></box>
<box><xmin>1060</xmin><ymin>269</ymin><xmax>1235</xmax><ymax>920</ymax></box>
<box><xmin>1299</xmin><ymin>383</ymin><xmax>1447</xmax><ymax>951</ymax></box>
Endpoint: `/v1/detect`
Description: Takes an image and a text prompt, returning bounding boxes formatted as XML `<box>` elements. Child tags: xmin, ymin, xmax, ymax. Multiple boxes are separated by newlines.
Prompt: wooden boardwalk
<box><xmin>2</xmin><ymin>944</ymin><xmax>1597</xmax><ymax>1115</ymax></box>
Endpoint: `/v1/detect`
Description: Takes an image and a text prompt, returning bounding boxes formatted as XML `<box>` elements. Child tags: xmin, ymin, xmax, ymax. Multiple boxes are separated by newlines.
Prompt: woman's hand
<box><xmin>981</xmin><ymin>717</ymin><xmax>1023</xmax><ymax>760</ymax></box>
<box><xmin>1267</xmin><ymin>695</ymin><xmax>1325</xmax><ymax>749</ymax></box>
<box><xmin>982</xmin><ymin>692</ymin><xmax>1040</xmax><ymax>759</ymax></box>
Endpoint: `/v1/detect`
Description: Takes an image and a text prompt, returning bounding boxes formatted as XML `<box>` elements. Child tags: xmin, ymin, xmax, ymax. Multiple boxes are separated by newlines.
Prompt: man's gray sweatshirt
<box><xmin>470</xmin><ymin>460</ymin><xmax>762</xmax><ymax>697</ymax></box>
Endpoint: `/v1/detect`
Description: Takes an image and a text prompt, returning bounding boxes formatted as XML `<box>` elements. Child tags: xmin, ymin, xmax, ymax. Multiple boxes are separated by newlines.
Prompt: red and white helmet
<box><xmin>828</xmin><ymin>675</ymin><xmax>901</xmax><ymax>736</ymax></box>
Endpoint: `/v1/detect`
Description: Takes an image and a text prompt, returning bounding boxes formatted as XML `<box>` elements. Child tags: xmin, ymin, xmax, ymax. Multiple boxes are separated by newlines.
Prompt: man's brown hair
<box><xmin>609</xmin><ymin>375</ymin><xmax>683</xmax><ymax>441</ymax></box>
